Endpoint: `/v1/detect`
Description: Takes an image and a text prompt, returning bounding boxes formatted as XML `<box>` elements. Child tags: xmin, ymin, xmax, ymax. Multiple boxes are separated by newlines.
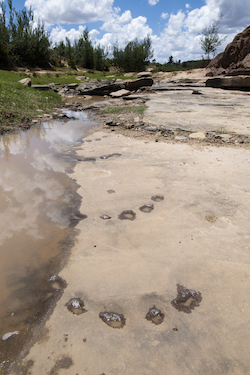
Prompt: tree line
<box><xmin>0</xmin><ymin>0</ymin><xmax>153</xmax><ymax>71</ymax></box>
<box><xmin>0</xmin><ymin>0</ymin><xmax>224</xmax><ymax>71</ymax></box>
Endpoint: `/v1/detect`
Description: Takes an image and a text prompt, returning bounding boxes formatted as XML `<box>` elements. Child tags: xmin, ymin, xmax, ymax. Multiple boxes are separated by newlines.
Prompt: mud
<box><xmin>171</xmin><ymin>284</ymin><xmax>202</xmax><ymax>314</ymax></box>
<box><xmin>100</xmin><ymin>153</ymin><xmax>122</xmax><ymax>159</ymax></box>
<box><xmin>151</xmin><ymin>195</ymin><xmax>164</xmax><ymax>202</ymax></box>
<box><xmin>81</xmin><ymin>157</ymin><xmax>96</xmax><ymax>162</ymax></box>
<box><xmin>139</xmin><ymin>204</ymin><xmax>154</xmax><ymax>213</ymax></box>
<box><xmin>145</xmin><ymin>306</ymin><xmax>165</xmax><ymax>325</ymax></box>
<box><xmin>65</xmin><ymin>298</ymin><xmax>87</xmax><ymax>315</ymax></box>
<box><xmin>0</xmin><ymin>111</ymin><xmax>102</xmax><ymax>373</ymax></box>
<box><xmin>48</xmin><ymin>356</ymin><xmax>73</xmax><ymax>375</ymax></box>
<box><xmin>69</xmin><ymin>212</ymin><xmax>88</xmax><ymax>226</ymax></box>
<box><xmin>48</xmin><ymin>276</ymin><xmax>67</xmax><ymax>291</ymax></box>
<box><xmin>99</xmin><ymin>312</ymin><xmax>126</xmax><ymax>329</ymax></box>
<box><xmin>118</xmin><ymin>210</ymin><xmax>136</xmax><ymax>220</ymax></box>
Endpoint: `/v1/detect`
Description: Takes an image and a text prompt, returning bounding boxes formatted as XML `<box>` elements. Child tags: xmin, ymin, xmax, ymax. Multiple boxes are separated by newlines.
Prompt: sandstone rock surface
<box><xmin>208</xmin><ymin>25</ymin><xmax>250</xmax><ymax>76</ymax></box>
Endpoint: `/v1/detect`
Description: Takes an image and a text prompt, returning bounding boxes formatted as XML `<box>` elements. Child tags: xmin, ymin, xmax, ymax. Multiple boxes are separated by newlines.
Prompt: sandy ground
<box><xmin>16</xmin><ymin>71</ymin><xmax>250</xmax><ymax>375</ymax></box>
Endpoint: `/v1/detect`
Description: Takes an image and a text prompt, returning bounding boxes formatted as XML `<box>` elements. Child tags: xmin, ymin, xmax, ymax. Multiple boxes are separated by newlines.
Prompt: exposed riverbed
<box><xmin>2</xmin><ymin>74</ymin><xmax>250</xmax><ymax>374</ymax></box>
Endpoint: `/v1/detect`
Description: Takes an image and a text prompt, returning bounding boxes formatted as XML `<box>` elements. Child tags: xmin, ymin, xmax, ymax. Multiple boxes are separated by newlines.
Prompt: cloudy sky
<box><xmin>6</xmin><ymin>0</ymin><xmax>250</xmax><ymax>62</ymax></box>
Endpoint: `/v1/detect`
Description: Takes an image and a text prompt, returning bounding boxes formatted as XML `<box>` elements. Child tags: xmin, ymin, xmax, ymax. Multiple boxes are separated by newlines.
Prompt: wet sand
<box><xmin>16</xmin><ymin>123</ymin><xmax>250</xmax><ymax>374</ymax></box>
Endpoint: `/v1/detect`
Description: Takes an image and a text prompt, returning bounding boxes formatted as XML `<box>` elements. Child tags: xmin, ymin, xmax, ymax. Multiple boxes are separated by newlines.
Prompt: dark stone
<box><xmin>99</xmin><ymin>312</ymin><xmax>126</xmax><ymax>328</ymax></box>
<box><xmin>31</xmin><ymin>84</ymin><xmax>51</xmax><ymax>91</ymax></box>
<box><xmin>106</xmin><ymin>119</ymin><xmax>113</xmax><ymax>125</ymax></box>
<box><xmin>145</xmin><ymin>306</ymin><xmax>165</xmax><ymax>325</ymax></box>
<box><xmin>66</xmin><ymin>298</ymin><xmax>87</xmax><ymax>315</ymax></box>
<box><xmin>171</xmin><ymin>284</ymin><xmax>202</xmax><ymax>314</ymax></box>
<box><xmin>118</xmin><ymin>210</ymin><xmax>136</xmax><ymax>220</ymax></box>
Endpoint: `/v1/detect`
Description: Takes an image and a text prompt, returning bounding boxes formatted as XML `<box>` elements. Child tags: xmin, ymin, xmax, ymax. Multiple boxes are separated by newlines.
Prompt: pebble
<box><xmin>2</xmin><ymin>331</ymin><xmax>19</xmax><ymax>341</ymax></box>
<box><xmin>189</xmin><ymin>132</ymin><xmax>206</xmax><ymax>140</ymax></box>
<box><xmin>175</xmin><ymin>135</ymin><xmax>187</xmax><ymax>141</ymax></box>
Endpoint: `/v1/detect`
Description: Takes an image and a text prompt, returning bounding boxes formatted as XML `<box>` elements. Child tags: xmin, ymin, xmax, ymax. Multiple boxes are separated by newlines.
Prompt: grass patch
<box><xmin>101</xmin><ymin>105</ymin><xmax>147</xmax><ymax>115</ymax></box>
<box><xmin>0</xmin><ymin>68</ymin><xmax>137</xmax><ymax>134</ymax></box>
<box><xmin>0</xmin><ymin>69</ymin><xmax>62</xmax><ymax>134</ymax></box>
<box><xmin>7</xmin><ymin>69</ymin><xmax>133</xmax><ymax>86</ymax></box>
<box><xmin>216</xmin><ymin>127</ymin><xmax>228</xmax><ymax>134</ymax></box>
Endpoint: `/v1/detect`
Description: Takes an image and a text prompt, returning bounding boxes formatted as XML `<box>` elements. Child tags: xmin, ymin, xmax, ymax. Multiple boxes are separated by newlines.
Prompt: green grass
<box><xmin>0</xmin><ymin>69</ymin><xmax>62</xmax><ymax>134</ymax></box>
<box><xmin>22</xmin><ymin>69</ymin><xmax>132</xmax><ymax>85</ymax></box>
<box><xmin>101</xmin><ymin>105</ymin><xmax>146</xmax><ymax>115</ymax></box>
<box><xmin>0</xmin><ymin>68</ymin><xmax>138</xmax><ymax>134</ymax></box>
<box><xmin>216</xmin><ymin>127</ymin><xmax>228</xmax><ymax>134</ymax></box>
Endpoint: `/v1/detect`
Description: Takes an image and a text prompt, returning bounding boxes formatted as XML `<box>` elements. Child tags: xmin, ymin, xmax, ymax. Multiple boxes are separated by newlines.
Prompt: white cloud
<box><xmin>152</xmin><ymin>0</ymin><xmax>250</xmax><ymax>62</ymax></box>
<box><xmin>25</xmin><ymin>0</ymin><xmax>114</xmax><ymax>24</ymax></box>
<box><xmin>148</xmin><ymin>0</ymin><xmax>159</xmax><ymax>5</ymax></box>
<box><xmin>50</xmin><ymin>26</ymin><xmax>101</xmax><ymax>46</ymax></box>
<box><xmin>97</xmin><ymin>12</ymin><xmax>152</xmax><ymax>50</ymax></box>
<box><xmin>161</xmin><ymin>12</ymin><xmax>169</xmax><ymax>19</ymax></box>
<box><xmin>118</xmin><ymin>10</ymin><xmax>132</xmax><ymax>25</ymax></box>
<box><xmin>34</xmin><ymin>0</ymin><xmax>250</xmax><ymax>63</ymax></box>
<box><xmin>50</xmin><ymin>25</ymin><xmax>86</xmax><ymax>44</ymax></box>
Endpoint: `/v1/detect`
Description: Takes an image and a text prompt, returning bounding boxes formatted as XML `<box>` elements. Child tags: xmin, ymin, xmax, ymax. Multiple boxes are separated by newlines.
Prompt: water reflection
<box><xmin>0</xmin><ymin>116</ymin><xmax>96</xmax><ymax>368</ymax></box>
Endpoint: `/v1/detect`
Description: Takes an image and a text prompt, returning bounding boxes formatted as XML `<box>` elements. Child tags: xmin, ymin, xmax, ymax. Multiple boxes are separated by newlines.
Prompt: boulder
<box><xmin>19</xmin><ymin>78</ymin><xmax>31</xmax><ymax>87</ymax></box>
<box><xmin>110</xmin><ymin>89</ymin><xmax>130</xmax><ymax>98</ymax></box>
<box><xmin>207</xmin><ymin>26</ymin><xmax>250</xmax><ymax>76</ymax></box>
<box><xmin>124</xmin><ymin>77</ymin><xmax>154</xmax><ymax>90</ymax></box>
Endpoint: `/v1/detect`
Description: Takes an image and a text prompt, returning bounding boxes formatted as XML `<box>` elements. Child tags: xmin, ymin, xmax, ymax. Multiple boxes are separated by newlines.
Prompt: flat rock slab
<box><xmin>144</xmin><ymin>87</ymin><xmax>250</xmax><ymax>135</ymax></box>
<box><xmin>110</xmin><ymin>89</ymin><xmax>130</xmax><ymax>98</ymax></box>
<box><xmin>21</xmin><ymin>132</ymin><xmax>250</xmax><ymax>375</ymax></box>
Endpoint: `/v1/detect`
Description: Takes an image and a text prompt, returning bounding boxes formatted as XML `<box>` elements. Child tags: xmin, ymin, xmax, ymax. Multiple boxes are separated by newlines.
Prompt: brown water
<box><xmin>0</xmin><ymin>112</ymin><xmax>97</xmax><ymax>370</ymax></box>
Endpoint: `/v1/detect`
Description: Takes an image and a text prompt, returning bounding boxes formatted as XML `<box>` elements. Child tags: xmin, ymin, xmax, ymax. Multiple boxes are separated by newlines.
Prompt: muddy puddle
<box><xmin>0</xmin><ymin>110</ymin><xmax>97</xmax><ymax>371</ymax></box>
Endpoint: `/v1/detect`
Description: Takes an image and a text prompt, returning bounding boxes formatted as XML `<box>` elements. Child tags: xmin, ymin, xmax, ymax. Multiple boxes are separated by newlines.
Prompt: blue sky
<box><xmin>3</xmin><ymin>0</ymin><xmax>250</xmax><ymax>62</ymax></box>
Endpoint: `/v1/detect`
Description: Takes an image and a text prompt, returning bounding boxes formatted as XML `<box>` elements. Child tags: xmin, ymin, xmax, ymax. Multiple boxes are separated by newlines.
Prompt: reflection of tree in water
<box><xmin>0</xmin><ymin>124</ymin><xmax>47</xmax><ymax>161</ymax></box>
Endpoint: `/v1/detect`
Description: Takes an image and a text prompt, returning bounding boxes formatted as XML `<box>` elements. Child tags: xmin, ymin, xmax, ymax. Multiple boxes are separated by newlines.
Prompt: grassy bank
<box><xmin>0</xmin><ymin>70</ymin><xmax>62</xmax><ymax>134</ymax></box>
<box><xmin>0</xmin><ymin>69</ymin><xmax>135</xmax><ymax>134</ymax></box>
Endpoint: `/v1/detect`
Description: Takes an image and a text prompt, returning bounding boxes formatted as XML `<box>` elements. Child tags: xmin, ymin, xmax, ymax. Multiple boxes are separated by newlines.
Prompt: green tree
<box><xmin>168</xmin><ymin>55</ymin><xmax>174</xmax><ymax>64</ymax></box>
<box><xmin>2</xmin><ymin>0</ymin><xmax>51</xmax><ymax>68</ymax></box>
<box><xmin>65</xmin><ymin>37</ymin><xmax>76</xmax><ymax>69</ymax></box>
<box><xmin>112</xmin><ymin>36</ymin><xmax>153</xmax><ymax>72</ymax></box>
<box><xmin>73</xmin><ymin>29</ymin><xmax>94</xmax><ymax>69</ymax></box>
<box><xmin>200</xmin><ymin>21</ymin><xmax>225</xmax><ymax>60</ymax></box>
<box><xmin>0</xmin><ymin>3</ymin><xmax>11</xmax><ymax>68</ymax></box>
<box><xmin>94</xmin><ymin>45</ymin><xmax>108</xmax><ymax>71</ymax></box>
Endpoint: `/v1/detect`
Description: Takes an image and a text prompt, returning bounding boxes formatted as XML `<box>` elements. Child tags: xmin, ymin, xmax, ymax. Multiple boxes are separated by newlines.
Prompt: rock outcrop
<box><xmin>208</xmin><ymin>26</ymin><xmax>250</xmax><ymax>76</ymax></box>
<box><xmin>206</xmin><ymin>76</ymin><xmax>250</xmax><ymax>89</ymax></box>
<box><xmin>31</xmin><ymin>77</ymin><xmax>154</xmax><ymax>97</ymax></box>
